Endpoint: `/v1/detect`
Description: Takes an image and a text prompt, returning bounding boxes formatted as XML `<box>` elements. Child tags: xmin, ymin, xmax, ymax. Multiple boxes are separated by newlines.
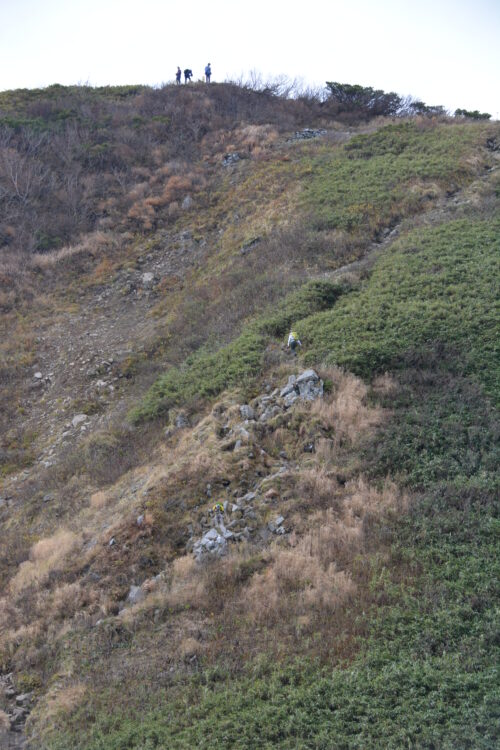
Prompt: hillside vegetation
<box><xmin>0</xmin><ymin>80</ymin><xmax>498</xmax><ymax>749</ymax></box>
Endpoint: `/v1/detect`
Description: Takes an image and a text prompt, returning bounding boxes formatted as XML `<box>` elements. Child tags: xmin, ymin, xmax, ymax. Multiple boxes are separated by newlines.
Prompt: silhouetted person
<box><xmin>175</xmin><ymin>67</ymin><xmax>181</xmax><ymax>85</ymax></box>
<box><xmin>184</xmin><ymin>68</ymin><xmax>193</xmax><ymax>83</ymax></box>
<box><xmin>205</xmin><ymin>63</ymin><xmax>212</xmax><ymax>83</ymax></box>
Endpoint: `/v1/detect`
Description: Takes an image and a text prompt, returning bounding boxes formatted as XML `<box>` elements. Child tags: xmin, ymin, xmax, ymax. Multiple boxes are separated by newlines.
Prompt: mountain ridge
<box><xmin>0</xmin><ymin>81</ymin><xmax>499</xmax><ymax>748</ymax></box>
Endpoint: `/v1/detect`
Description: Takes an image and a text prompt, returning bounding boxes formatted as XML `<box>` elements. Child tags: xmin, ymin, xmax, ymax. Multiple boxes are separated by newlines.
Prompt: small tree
<box><xmin>454</xmin><ymin>108</ymin><xmax>491</xmax><ymax>120</ymax></box>
<box><xmin>325</xmin><ymin>82</ymin><xmax>402</xmax><ymax>119</ymax></box>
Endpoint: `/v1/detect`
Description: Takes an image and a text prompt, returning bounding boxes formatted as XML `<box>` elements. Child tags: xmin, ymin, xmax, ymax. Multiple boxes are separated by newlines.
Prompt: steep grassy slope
<box><xmin>41</xmin><ymin>189</ymin><xmax>500</xmax><ymax>750</ymax></box>
<box><xmin>0</xmin><ymin>85</ymin><xmax>499</xmax><ymax>748</ymax></box>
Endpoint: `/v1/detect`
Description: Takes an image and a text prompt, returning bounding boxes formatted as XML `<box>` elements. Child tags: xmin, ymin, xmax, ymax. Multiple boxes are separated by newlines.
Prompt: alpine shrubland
<box><xmin>0</xmin><ymin>79</ymin><xmax>498</xmax><ymax>749</ymax></box>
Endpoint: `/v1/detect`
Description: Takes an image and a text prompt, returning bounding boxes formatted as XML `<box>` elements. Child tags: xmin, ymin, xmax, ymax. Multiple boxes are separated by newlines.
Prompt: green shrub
<box><xmin>130</xmin><ymin>331</ymin><xmax>265</xmax><ymax>422</ymax></box>
<box><xmin>298</xmin><ymin>218</ymin><xmax>500</xmax><ymax>402</ymax></box>
<box><xmin>255</xmin><ymin>279</ymin><xmax>347</xmax><ymax>337</ymax></box>
<box><xmin>302</xmin><ymin>122</ymin><xmax>488</xmax><ymax>234</ymax></box>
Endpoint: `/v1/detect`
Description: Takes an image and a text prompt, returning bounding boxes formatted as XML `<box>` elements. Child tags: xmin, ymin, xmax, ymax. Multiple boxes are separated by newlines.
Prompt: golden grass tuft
<box><xmin>0</xmin><ymin>709</ymin><xmax>10</xmax><ymax>730</ymax></box>
<box><xmin>299</xmin><ymin>465</ymin><xmax>340</xmax><ymax>509</ymax></box>
<box><xmin>245</xmin><ymin>534</ymin><xmax>355</xmax><ymax>627</ymax></box>
<box><xmin>9</xmin><ymin>530</ymin><xmax>81</xmax><ymax>595</ymax></box>
<box><xmin>35</xmin><ymin>581</ymin><xmax>98</xmax><ymax>622</ymax></box>
<box><xmin>313</xmin><ymin>368</ymin><xmax>384</xmax><ymax>445</ymax></box>
<box><xmin>31</xmin><ymin>231</ymin><xmax>117</xmax><ymax>269</ymax></box>
<box><xmin>166</xmin><ymin>555</ymin><xmax>206</xmax><ymax>609</ymax></box>
<box><xmin>90</xmin><ymin>490</ymin><xmax>108</xmax><ymax>509</ymax></box>
<box><xmin>45</xmin><ymin>682</ymin><xmax>86</xmax><ymax>716</ymax></box>
<box><xmin>178</xmin><ymin>636</ymin><xmax>204</xmax><ymax>660</ymax></box>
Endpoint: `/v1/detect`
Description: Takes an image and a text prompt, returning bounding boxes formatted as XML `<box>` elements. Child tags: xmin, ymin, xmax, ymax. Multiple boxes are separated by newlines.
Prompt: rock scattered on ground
<box><xmin>222</xmin><ymin>152</ymin><xmax>241</xmax><ymax>166</ymax></box>
<box><xmin>288</xmin><ymin>128</ymin><xmax>327</xmax><ymax>141</ymax></box>
<box><xmin>0</xmin><ymin>671</ymin><xmax>31</xmax><ymax>742</ymax></box>
<box><xmin>188</xmin><ymin>369</ymin><xmax>322</xmax><ymax>562</ymax></box>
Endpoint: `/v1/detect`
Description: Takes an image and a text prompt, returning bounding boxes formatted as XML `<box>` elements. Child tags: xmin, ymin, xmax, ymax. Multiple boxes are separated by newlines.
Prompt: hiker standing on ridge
<box><xmin>287</xmin><ymin>330</ymin><xmax>302</xmax><ymax>355</ymax></box>
<box><xmin>184</xmin><ymin>68</ymin><xmax>193</xmax><ymax>83</ymax></box>
<box><xmin>175</xmin><ymin>67</ymin><xmax>181</xmax><ymax>85</ymax></box>
<box><xmin>205</xmin><ymin>63</ymin><xmax>212</xmax><ymax>83</ymax></box>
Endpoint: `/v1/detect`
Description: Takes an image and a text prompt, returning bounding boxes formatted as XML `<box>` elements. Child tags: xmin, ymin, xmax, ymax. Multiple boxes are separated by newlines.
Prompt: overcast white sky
<box><xmin>1</xmin><ymin>0</ymin><xmax>499</xmax><ymax>116</ymax></box>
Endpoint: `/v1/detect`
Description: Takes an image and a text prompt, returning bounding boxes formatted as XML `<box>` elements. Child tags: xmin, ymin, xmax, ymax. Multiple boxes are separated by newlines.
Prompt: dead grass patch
<box><xmin>31</xmin><ymin>231</ymin><xmax>117</xmax><ymax>270</ymax></box>
<box><xmin>9</xmin><ymin>530</ymin><xmax>81</xmax><ymax>595</ymax></box>
<box><xmin>244</xmin><ymin>532</ymin><xmax>356</xmax><ymax>627</ymax></box>
<box><xmin>90</xmin><ymin>491</ymin><xmax>108</xmax><ymax>509</ymax></box>
<box><xmin>314</xmin><ymin>367</ymin><xmax>384</xmax><ymax>445</ymax></box>
<box><xmin>0</xmin><ymin>710</ymin><xmax>9</xmax><ymax>730</ymax></box>
<box><xmin>299</xmin><ymin>466</ymin><xmax>340</xmax><ymax>510</ymax></box>
<box><xmin>165</xmin><ymin>555</ymin><xmax>206</xmax><ymax>610</ymax></box>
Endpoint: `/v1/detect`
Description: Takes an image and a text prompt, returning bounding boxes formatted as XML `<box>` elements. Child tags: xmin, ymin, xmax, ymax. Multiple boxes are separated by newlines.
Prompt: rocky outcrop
<box><xmin>288</xmin><ymin>128</ymin><xmax>327</xmax><ymax>141</ymax></box>
<box><xmin>188</xmin><ymin>369</ymin><xmax>323</xmax><ymax>562</ymax></box>
<box><xmin>0</xmin><ymin>672</ymin><xmax>30</xmax><ymax>746</ymax></box>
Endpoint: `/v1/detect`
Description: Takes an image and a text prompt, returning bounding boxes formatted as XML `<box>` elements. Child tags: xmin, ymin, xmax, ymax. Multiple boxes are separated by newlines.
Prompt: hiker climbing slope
<box><xmin>287</xmin><ymin>329</ymin><xmax>302</xmax><ymax>355</ymax></box>
<box><xmin>184</xmin><ymin>68</ymin><xmax>193</xmax><ymax>83</ymax></box>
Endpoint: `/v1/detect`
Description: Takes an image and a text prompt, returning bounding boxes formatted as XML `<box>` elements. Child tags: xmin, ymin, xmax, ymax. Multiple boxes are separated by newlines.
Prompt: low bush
<box><xmin>299</xmin><ymin>218</ymin><xmax>500</xmax><ymax>402</ymax></box>
<box><xmin>302</xmin><ymin>121</ymin><xmax>490</xmax><ymax>234</ymax></box>
<box><xmin>130</xmin><ymin>331</ymin><xmax>265</xmax><ymax>422</ymax></box>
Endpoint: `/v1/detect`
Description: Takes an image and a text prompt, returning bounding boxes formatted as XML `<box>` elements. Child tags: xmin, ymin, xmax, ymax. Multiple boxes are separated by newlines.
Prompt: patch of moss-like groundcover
<box><xmin>300</xmin><ymin>217</ymin><xmax>499</xmax><ymax>403</ymax></box>
<box><xmin>133</xmin><ymin>216</ymin><xmax>499</xmax><ymax>424</ymax></box>
<box><xmin>130</xmin><ymin>280</ymin><xmax>346</xmax><ymax>422</ymax></box>
<box><xmin>302</xmin><ymin>121</ymin><xmax>491</xmax><ymax>235</ymax></box>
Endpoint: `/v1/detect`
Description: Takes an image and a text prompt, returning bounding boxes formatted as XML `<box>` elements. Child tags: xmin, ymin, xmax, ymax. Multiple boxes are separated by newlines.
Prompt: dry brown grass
<box><xmin>35</xmin><ymin>582</ymin><xmax>98</xmax><ymax>622</ymax></box>
<box><xmin>30</xmin><ymin>231</ymin><xmax>117</xmax><ymax>270</ymax></box>
<box><xmin>32</xmin><ymin>682</ymin><xmax>86</xmax><ymax>741</ymax></box>
<box><xmin>43</xmin><ymin>682</ymin><xmax>86</xmax><ymax>717</ymax></box>
<box><xmin>313</xmin><ymin>367</ymin><xmax>384</xmax><ymax>446</ymax></box>
<box><xmin>90</xmin><ymin>490</ymin><xmax>108</xmax><ymax>509</ymax></box>
<box><xmin>165</xmin><ymin>555</ymin><xmax>206</xmax><ymax>609</ymax></box>
<box><xmin>298</xmin><ymin>466</ymin><xmax>340</xmax><ymax>510</ymax></box>
<box><xmin>9</xmin><ymin>530</ymin><xmax>81</xmax><ymax>595</ymax></box>
<box><xmin>244</xmin><ymin>527</ymin><xmax>356</xmax><ymax>627</ymax></box>
<box><xmin>178</xmin><ymin>636</ymin><xmax>204</xmax><ymax>660</ymax></box>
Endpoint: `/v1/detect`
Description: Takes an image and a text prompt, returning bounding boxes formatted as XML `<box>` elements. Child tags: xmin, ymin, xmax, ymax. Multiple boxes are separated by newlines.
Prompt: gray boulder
<box><xmin>174</xmin><ymin>412</ymin><xmax>189</xmax><ymax>428</ymax></box>
<box><xmin>127</xmin><ymin>585</ymin><xmax>145</xmax><ymax>606</ymax></box>
<box><xmin>296</xmin><ymin>369</ymin><xmax>323</xmax><ymax>400</ymax></box>
<box><xmin>193</xmin><ymin>527</ymin><xmax>228</xmax><ymax>561</ymax></box>
<box><xmin>239</xmin><ymin>404</ymin><xmax>255</xmax><ymax>420</ymax></box>
<box><xmin>284</xmin><ymin>391</ymin><xmax>299</xmax><ymax>408</ymax></box>
<box><xmin>141</xmin><ymin>272</ymin><xmax>155</xmax><ymax>288</ymax></box>
<box><xmin>280</xmin><ymin>375</ymin><xmax>297</xmax><ymax>398</ymax></box>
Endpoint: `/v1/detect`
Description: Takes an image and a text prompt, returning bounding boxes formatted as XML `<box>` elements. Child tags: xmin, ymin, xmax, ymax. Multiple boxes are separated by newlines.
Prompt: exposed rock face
<box><xmin>188</xmin><ymin>369</ymin><xmax>323</xmax><ymax>563</ymax></box>
<box><xmin>127</xmin><ymin>585</ymin><xmax>145</xmax><ymax>606</ymax></box>
<box><xmin>296</xmin><ymin>369</ymin><xmax>324</xmax><ymax>400</ymax></box>
<box><xmin>174</xmin><ymin>412</ymin><xmax>189</xmax><ymax>429</ymax></box>
<box><xmin>289</xmin><ymin>128</ymin><xmax>327</xmax><ymax>141</ymax></box>
<box><xmin>222</xmin><ymin>152</ymin><xmax>241</xmax><ymax>166</ymax></box>
<box><xmin>141</xmin><ymin>272</ymin><xmax>155</xmax><ymax>288</ymax></box>
<box><xmin>280</xmin><ymin>370</ymin><xmax>323</xmax><ymax>406</ymax></box>
<box><xmin>192</xmin><ymin>527</ymin><xmax>229</xmax><ymax>561</ymax></box>
<box><xmin>0</xmin><ymin>672</ymin><xmax>31</xmax><ymax>745</ymax></box>
<box><xmin>239</xmin><ymin>405</ymin><xmax>255</xmax><ymax>420</ymax></box>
